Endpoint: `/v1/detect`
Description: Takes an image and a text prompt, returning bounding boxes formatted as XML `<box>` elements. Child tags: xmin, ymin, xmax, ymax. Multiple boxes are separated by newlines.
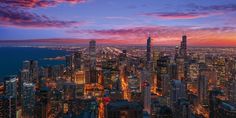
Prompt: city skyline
<box><xmin>1</xmin><ymin>0</ymin><xmax>236</xmax><ymax>46</ymax></box>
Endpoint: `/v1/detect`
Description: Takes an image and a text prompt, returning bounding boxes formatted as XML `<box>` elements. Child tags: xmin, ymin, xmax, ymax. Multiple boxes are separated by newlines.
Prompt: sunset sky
<box><xmin>1</xmin><ymin>0</ymin><xmax>236</xmax><ymax>46</ymax></box>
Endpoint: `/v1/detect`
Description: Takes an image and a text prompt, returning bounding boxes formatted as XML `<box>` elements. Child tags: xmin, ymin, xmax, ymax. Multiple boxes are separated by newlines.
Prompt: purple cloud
<box><xmin>0</xmin><ymin>0</ymin><xmax>86</xmax><ymax>8</ymax></box>
<box><xmin>0</xmin><ymin>5</ymin><xmax>84</xmax><ymax>28</ymax></box>
<box><xmin>143</xmin><ymin>4</ymin><xmax>236</xmax><ymax>20</ymax></box>
<box><xmin>142</xmin><ymin>12</ymin><xmax>218</xmax><ymax>19</ymax></box>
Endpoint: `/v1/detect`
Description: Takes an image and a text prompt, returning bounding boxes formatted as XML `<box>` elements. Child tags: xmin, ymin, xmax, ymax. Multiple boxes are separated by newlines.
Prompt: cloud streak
<box><xmin>0</xmin><ymin>0</ymin><xmax>86</xmax><ymax>8</ymax></box>
<box><xmin>143</xmin><ymin>4</ymin><xmax>236</xmax><ymax>20</ymax></box>
<box><xmin>142</xmin><ymin>12</ymin><xmax>221</xmax><ymax>19</ymax></box>
<box><xmin>0</xmin><ymin>3</ymin><xmax>84</xmax><ymax>28</ymax></box>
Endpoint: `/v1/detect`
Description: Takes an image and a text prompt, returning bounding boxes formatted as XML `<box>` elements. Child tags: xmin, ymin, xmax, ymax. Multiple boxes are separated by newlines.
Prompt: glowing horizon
<box><xmin>1</xmin><ymin>0</ymin><xmax>236</xmax><ymax>46</ymax></box>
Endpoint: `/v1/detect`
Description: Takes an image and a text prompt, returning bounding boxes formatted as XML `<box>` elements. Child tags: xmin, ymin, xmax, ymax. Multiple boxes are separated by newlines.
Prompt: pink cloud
<box><xmin>67</xmin><ymin>26</ymin><xmax>236</xmax><ymax>46</ymax></box>
<box><xmin>0</xmin><ymin>0</ymin><xmax>86</xmax><ymax>8</ymax></box>
<box><xmin>142</xmin><ymin>12</ymin><xmax>223</xmax><ymax>20</ymax></box>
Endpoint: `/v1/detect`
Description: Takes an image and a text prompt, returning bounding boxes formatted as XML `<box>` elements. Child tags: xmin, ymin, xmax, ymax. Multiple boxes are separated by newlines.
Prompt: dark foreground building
<box><xmin>105</xmin><ymin>100</ymin><xmax>143</xmax><ymax>118</ymax></box>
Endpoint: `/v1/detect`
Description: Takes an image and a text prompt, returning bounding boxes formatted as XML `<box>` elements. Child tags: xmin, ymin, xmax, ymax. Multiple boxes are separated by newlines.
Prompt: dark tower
<box><xmin>146</xmin><ymin>36</ymin><xmax>152</xmax><ymax>63</ymax></box>
<box><xmin>179</xmin><ymin>35</ymin><xmax>187</xmax><ymax>57</ymax></box>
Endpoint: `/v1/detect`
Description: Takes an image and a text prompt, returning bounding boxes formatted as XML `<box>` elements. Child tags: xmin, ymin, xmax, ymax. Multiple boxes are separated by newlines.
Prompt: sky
<box><xmin>1</xmin><ymin>0</ymin><xmax>236</xmax><ymax>46</ymax></box>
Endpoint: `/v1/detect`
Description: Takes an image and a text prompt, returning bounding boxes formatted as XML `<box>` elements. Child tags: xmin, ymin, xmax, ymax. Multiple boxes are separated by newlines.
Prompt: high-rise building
<box><xmin>22</xmin><ymin>82</ymin><xmax>35</xmax><ymax>117</ymax></box>
<box><xmin>66</xmin><ymin>55</ymin><xmax>74</xmax><ymax>77</ymax></box>
<box><xmin>141</xmin><ymin>69</ymin><xmax>151</xmax><ymax>114</ymax></box>
<box><xmin>157</xmin><ymin>56</ymin><xmax>170</xmax><ymax>92</ymax></box>
<box><xmin>30</xmin><ymin>60</ymin><xmax>39</xmax><ymax>83</ymax></box>
<box><xmin>34</xmin><ymin>87</ymin><xmax>50</xmax><ymax>118</ymax></box>
<box><xmin>179</xmin><ymin>35</ymin><xmax>187</xmax><ymax>58</ymax></box>
<box><xmin>75</xmin><ymin>71</ymin><xmax>85</xmax><ymax>85</ymax></box>
<box><xmin>4</xmin><ymin>76</ymin><xmax>17</xmax><ymax>98</ymax></box>
<box><xmin>21</xmin><ymin>69</ymin><xmax>30</xmax><ymax>83</ymax></box>
<box><xmin>0</xmin><ymin>95</ymin><xmax>16</xmax><ymax>118</ymax></box>
<box><xmin>176</xmin><ymin>57</ymin><xmax>185</xmax><ymax>80</ymax></box>
<box><xmin>89</xmin><ymin>40</ymin><xmax>96</xmax><ymax>69</ymax></box>
<box><xmin>161</xmin><ymin>74</ymin><xmax>171</xmax><ymax>96</ymax></box>
<box><xmin>22</xmin><ymin>60</ymin><xmax>30</xmax><ymax>70</ymax></box>
<box><xmin>74</xmin><ymin>51</ymin><xmax>82</xmax><ymax>70</ymax></box>
<box><xmin>170</xmin><ymin>80</ymin><xmax>186</xmax><ymax>108</ymax></box>
<box><xmin>63</xmin><ymin>82</ymin><xmax>76</xmax><ymax>100</ymax></box>
<box><xmin>146</xmin><ymin>36</ymin><xmax>152</xmax><ymax>64</ymax></box>
<box><xmin>228</xmin><ymin>75</ymin><xmax>236</xmax><ymax>104</ymax></box>
<box><xmin>21</xmin><ymin>60</ymin><xmax>39</xmax><ymax>83</ymax></box>
<box><xmin>198</xmin><ymin>63</ymin><xmax>208</xmax><ymax>105</ymax></box>
<box><xmin>89</xmin><ymin>40</ymin><xmax>97</xmax><ymax>83</ymax></box>
<box><xmin>209</xmin><ymin>89</ymin><xmax>223</xmax><ymax>118</ymax></box>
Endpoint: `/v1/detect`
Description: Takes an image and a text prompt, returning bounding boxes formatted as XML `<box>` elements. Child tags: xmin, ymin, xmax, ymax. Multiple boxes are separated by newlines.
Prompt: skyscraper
<box><xmin>157</xmin><ymin>56</ymin><xmax>170</xmax><ymax>92</ymax></box>
<box><xmin>146</xmin><ymin>36</ymin><xmax>152</xmax><ymax>64</ymax></box>
<box><xmin>170</xmin><ymin>80</ymin><xmax>186</xmax><ymax>108</ymax></box>
<box><xmin>228</xmin><ymin>75</ymin><xmax>236</xmax><ymax>104</ymax></box>
<box><xmin>29</xmin><ymin>60</ymin><xmax>39</xmax><ymax>83</ymax></box>
<box><xmin>22</xmin><ymin>60</ymin><xmax>39</xmax><ymax>83</ymax></box>
<box><xmin>89</xmin><ymin>40</ymin><xmax>96</xmax><ymax>69</ymax></box>
<box><xmin>0</xmin><ymin>95</ymin><xmax>16</xmax><ymax>118</ymax></box>
<box><xmin>4</xmin><ymin>76</ymin><xmax>17</xmax><ymax>98</ymax></box>
<box><xmin>74</xmin><ymin>51</ymin><xmax>82</xmax><ymax>71</ymax></box>
<box><xmin>141</xmin><ymin>69</ymin><xmax>151</xmax><ymax>114</ymax></box>
<box><xmin>66</xmin><ymin>55</ymin><xmax>74</xmax><ymax>77</ymax></box>
<box><xmin>198</xmin><ymin>63</ymin><xmax>208</xmax><ymax>105</ymax></box>
<box><xmin>89</xmin><ymin>40</ymin><xmax>97</xmax><ymax>83</ymax></box>
<box><xmin>22</xmin><ymin>82</ymin><xmax>35</xmax><ymax>118</ymax></box>
<box><xmin>179</xmin><ymin>35</ymin><xmax>187</xmax><ymax>58</ymax></box>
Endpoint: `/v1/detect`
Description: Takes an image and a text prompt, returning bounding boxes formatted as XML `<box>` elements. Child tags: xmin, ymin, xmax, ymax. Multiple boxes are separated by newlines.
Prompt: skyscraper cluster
<box><xmin>0</xmin><ymin>34</ymin><xmax>236</xmax><ymax>118</ymax></box>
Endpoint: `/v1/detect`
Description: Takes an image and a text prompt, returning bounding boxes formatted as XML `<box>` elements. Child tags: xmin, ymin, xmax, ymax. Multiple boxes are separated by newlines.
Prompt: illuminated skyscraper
<box><xmin>176</xmin><ymin>57</ymin><xmax>185</xmax><ymax>80</ymax></box>
<box><xmin>4</xmin><ymin>76</ymin><xmax>17</xmax><ymax>98</ymax></box>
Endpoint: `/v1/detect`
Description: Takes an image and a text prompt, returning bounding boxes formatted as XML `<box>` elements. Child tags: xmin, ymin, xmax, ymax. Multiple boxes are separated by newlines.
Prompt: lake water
<box><xmin>0</xmin><ymin>47</ymin><xmax>69</xmax><ymax>79</ymax></box>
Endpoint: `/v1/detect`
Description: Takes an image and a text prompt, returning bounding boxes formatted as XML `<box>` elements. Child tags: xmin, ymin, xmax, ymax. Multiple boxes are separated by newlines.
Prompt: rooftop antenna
<box><xmin>148</xmin><ymin>32</ymin><xmax>151</xmax><ymax>38</ymax></box>
<box><xmin>182</xmin><ymin>31</ymin><xmax>186</xmax><ymax>36</ymax></box>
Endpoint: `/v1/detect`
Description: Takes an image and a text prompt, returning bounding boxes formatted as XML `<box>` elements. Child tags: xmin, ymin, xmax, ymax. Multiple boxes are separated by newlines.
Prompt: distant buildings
<box><xmin>3</xmin><ymin>34</ymin><xmax>236</xmax><ymax>118</ymax></box>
